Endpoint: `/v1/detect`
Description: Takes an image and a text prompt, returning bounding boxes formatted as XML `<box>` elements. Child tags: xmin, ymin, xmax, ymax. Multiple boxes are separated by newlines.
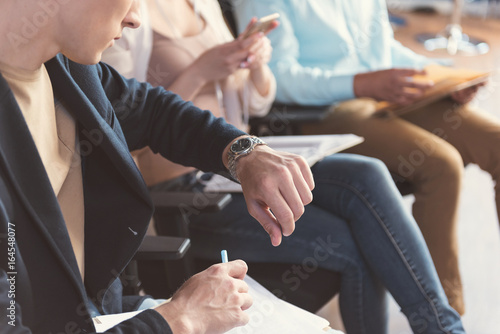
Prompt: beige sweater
<box><xmin>0</xmin><ymin>63</ymin><xmax>85</xmax><ymax>280</ymax></box>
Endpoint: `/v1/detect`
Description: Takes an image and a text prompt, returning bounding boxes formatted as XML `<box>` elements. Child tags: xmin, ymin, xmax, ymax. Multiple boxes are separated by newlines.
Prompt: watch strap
<box><xmin>227</xmin><ymin>136</ymin><xmax>267</xmax><ymax>182</ymax></box>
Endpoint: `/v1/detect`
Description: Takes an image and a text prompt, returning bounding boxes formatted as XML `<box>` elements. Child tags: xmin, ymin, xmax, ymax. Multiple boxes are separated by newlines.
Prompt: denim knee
<box><xmin>313</xmin><ymin>153</ymin><xmax>394</xmax><ymax>190</ymax></box>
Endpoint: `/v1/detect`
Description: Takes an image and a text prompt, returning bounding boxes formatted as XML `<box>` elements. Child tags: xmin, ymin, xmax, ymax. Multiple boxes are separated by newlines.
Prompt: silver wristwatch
<box><xmin>227</xmin><ymin>136</ymin><xmax>267</xmax><ymax>182</ymax></box>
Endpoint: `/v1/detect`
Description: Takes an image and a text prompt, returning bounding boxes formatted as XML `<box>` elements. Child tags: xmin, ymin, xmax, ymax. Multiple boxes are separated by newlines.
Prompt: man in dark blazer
<box><xmin>0</xmin><ymin>0</ymin><xmax>314</xmax><ymax>333</ymax></box>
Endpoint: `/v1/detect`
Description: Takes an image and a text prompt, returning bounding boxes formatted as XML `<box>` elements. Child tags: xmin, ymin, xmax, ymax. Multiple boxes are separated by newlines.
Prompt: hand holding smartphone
<box><xmin>241</xmin><ymin>13</ymin><xmax>280</xmax><ymax>39</ymax></box>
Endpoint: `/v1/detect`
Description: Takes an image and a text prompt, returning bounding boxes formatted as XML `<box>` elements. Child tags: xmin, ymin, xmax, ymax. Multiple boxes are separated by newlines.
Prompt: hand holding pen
<box><xmin>154</xmin><ymin>250</ymin><xmax>252</xmax><ymax>334</ymax></box>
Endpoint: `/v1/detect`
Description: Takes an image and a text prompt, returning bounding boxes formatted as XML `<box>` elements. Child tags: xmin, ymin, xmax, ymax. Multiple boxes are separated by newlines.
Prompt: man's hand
<box><xmin>234</xmin><ymin>145</ymin><xmax>315</xmax><ymax>246</ymax></box>
<box><xmin>154</xmin><ymin>260</ymin><xmax>252</xmax><ymax>334</ymax></box>
<box><xmin>450</xmin><ymin>82</ymin><xmax>486</xmax><ymax>104</ymax></box>
<box><xmin>354</xmin><ymin>68</ymin><xmax>434</xmax><ymax>105</ymax></box>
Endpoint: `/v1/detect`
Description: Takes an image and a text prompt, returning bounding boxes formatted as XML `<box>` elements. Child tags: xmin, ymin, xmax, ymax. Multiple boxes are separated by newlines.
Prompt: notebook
<box><xmin>375</xmin><ymin>64</ymin><xmax>491</xmax><ymax>117</ymax></box>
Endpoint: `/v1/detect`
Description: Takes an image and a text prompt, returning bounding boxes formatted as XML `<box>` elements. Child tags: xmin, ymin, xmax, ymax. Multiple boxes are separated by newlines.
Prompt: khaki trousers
<box><xmin>302</xmin><ymin>98</ymin><xmax>500</xmax><ymax>315</ymax></box>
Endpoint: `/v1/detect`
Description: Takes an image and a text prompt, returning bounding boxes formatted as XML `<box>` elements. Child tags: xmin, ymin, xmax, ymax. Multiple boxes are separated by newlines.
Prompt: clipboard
<box><xmin>375</xmin><ymin>64</ymin><xmax>491</xmax><ymax>117</ymax></box>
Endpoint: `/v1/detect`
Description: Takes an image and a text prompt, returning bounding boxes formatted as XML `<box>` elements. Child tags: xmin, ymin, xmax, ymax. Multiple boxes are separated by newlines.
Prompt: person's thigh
<box><xmin>402</xmin><ymin>98</ymin><xmax>500</xmax><ymax>174</ymax></box>
<box><xmin>189</xmin><ymin>193</ymin><xmax>364</xmax><ymax>274</ymax></box>
<box><xmin>301</xmin><ymin>98</ymin><xmax>463</xmax><ymax>183</ymax></box>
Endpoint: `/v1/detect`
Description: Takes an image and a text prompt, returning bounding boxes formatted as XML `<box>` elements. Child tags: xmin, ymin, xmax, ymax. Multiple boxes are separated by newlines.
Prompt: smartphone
<box><xmin>242</xmin><ymin>13</ymin><xmax>280</xmax><ymax>39</ymax></box>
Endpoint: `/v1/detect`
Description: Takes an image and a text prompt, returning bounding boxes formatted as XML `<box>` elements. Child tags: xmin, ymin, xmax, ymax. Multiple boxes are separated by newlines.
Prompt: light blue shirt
<box><xmin>231</xmin><ymin>0</ymin><xmax>432</xmax><ymax>105</ymax></box>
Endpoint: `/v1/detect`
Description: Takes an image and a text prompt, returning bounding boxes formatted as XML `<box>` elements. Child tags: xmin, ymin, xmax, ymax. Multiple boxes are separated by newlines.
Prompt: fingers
<box><xmin>245</xmin><ymin>37</ymin><xmax>272</xmax><ymax>68</ymax></box>
<box><xmin>240</xmin><ymin>292</ymin><xmax>253</xmax><ymax>311</ymax></box>
<box><xmin>451</xmin><ymin>83</ymin><xmax>483</xmax><ymax>104</ymax></box>
<box><xmin>394</xmin><ymin>68</ymin><xmax>426</xmax><ymax>77</ymax></box>
<box><xmin>248</xmin><ymin>36</ymin><xmax>266</xmax><ymax>54</ymax></box>
<box><xmin>238</xmin><ymin>17</ymin><xmax>279</xmax><ymax>40</ymax></box>
<box><xmin>402</xmin><ymin>80</ymin><xmax>434</xmax><ymax>91</ymax></box>
<box><xmin>238</xmin><ymin>32</ymin><xmax>263</xmax><ymax>49</ymax></box>
<box><xmin>262</xmin><ymin>174</ymin><xmax>301</xmax><ymax>237</ymax></box>
<box><xmin>261</xmin><ymin>20</ymin><xmax>280</xmax><ymax>35</ymax></box>
<box><xmin>392</xmin><ymin>73</ymin><xmax>433</xmax><ymax>104</ymax></box>
<box><xmin>231</xmin><ymin>34</ymin><xmax>264</xmax><ymax>68</ymax></box>
<box><xmin>246</xmin><ymin>201</ymin><xmax>283</xmax><ymax>246</ymax></box>
<box><xmin>238</xmin><ymin>17</ymin><xmax>259</xmax><ymax>40</ymax></box>
<box><xmin>233</xmin><ymin>276</ymin><xmax>250</xmax><ymax>294</ymax></box>
<box><xmin>292</xmin><ymin>172</ymin><xmax>314</xmax><ymax>206</ymax></box>
<box><xmin>224</xmin><ymin>260</ymin><xmax>249</xmax><ymax>279</ymax></box>
<box><xmin>238</xmin><ymin>148</ymin><xmax>312</xmax><ymax>245</ymax></box>
<box><xmin>392</xmin><ymin>93</ymin><xmax>421</xmax><ymax>106</ymax></box>
<box><xmin>273</xmin><ymin>159</ymin><xmax>312</xmax><ymax>223</ymax></box>
<box><xmin>296</xmin><ymin>156</ymin><xmax>315</xmax><ymax>192</ymax></box>
<box><xmin>278</xmin><ymin>186</ymin><xmax>303</xmax><ymax>235</ymax></box>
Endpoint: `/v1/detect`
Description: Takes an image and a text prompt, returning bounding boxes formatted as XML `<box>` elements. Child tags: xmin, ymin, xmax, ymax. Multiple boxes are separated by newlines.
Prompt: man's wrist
<box><xmin>353</xmin><ymin>73</ymin><xmax>368</xmax><ymax>98</ymax></box>
<box><xmin>250</xmin><ymin>65</ymin><xmax>271</xmax><ymax>96</ymax></box>
<box><xmin>222</xmin><ymin>135</ymin><xmax>249</xmax><ymax>169</ymax></box>
<box><xmin>154</xmin><ymin>303</ymin><xmax>193</xmax><ymax>334</ymax></box>
<box><xmin>225</xmin><ymin>136</ymin><xmax>267</xmax><ymax>182</ymax></box>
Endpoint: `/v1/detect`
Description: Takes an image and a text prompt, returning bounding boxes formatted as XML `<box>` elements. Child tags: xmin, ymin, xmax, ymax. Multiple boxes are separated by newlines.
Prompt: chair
<box><xmin>122</xmin><ymin>235</ymin><xmax>191</xmax><ymax>296</ymax></box>
<box><xmin>249</xmin><ymin>103</ymin><xmax>333</xmax><ymax>136</ymax></box>
<box><xmin>127</xmin><ymin>191</ymin><xmax>232</xmax><ymax>298</ymax></box>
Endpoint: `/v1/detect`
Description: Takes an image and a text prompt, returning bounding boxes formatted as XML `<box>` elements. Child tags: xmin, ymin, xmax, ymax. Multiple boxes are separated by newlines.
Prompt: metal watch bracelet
<box><xmin>227</xmin><ymin>136</ymin><xmax>267</xmax><ymax>182</ymax></box>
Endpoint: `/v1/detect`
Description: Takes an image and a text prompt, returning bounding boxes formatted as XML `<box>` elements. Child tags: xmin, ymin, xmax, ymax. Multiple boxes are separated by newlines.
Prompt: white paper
<box><xmin>93</xmin><ymin>310</ymin><xmax>143</xmax><ymax>332</ymax></box>
<box><xmin>262</xmin><ymin>134</ymin><xmax>363</xmax><ymax>166</ymax></box>
<box><xmin>226</xmin><ymin>276</ymin><xmax>340</xmax><ymax>334</ymax></box>
<box><xmin>92</xmin><ymin>276</ymin><xmax>343</xmax><ymax>333</ymax></box>
<box><xmin>204</xmin><ymin>134</ymin><xmax>364</xmax><ymax>193</ymax></box>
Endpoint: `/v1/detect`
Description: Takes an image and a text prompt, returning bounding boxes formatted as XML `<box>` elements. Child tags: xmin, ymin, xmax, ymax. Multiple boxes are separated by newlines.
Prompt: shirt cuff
<box><xmin>329</xmin><ymin>75</ymin><xmax>356</xmax><ymax>101</ymax></box>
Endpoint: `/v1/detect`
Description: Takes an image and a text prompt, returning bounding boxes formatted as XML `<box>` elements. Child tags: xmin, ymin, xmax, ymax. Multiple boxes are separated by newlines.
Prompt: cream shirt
<box><xmin>0</xmin><ymin>63</ymin><xmax>85</xmax><ymax>280</ymax></box>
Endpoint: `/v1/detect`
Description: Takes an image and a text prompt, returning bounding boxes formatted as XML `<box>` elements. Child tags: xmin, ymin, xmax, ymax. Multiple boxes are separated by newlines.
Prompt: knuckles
<box><xmin>207</xmin><ymin>263</ymin><xmax>226</xmax><ymax>276</ymax></box>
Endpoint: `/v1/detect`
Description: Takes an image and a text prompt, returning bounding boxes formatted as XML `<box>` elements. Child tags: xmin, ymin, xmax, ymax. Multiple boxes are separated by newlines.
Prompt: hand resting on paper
<box><xmin>154</xmin><ymin>260</ymin><xmax>252</xmax><ymax>334</ymax></box>
<box><xmin>354</xmin><ymin>68</ymin><xmax>435</xmax><ymax>106</ymax></box>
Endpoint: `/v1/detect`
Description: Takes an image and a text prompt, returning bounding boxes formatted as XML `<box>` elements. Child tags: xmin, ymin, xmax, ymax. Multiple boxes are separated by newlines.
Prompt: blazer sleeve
<box><xmin>96</xmin><ymin>62</ymin><xmax>246</xmax><ymax>174</ymax></box>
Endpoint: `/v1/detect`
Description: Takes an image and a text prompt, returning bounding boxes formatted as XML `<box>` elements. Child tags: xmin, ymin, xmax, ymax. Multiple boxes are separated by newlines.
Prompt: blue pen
<box><xmin>221</xmin><ymin>249</ymin><xmax>228</xmax><ymax>263</ymax></box>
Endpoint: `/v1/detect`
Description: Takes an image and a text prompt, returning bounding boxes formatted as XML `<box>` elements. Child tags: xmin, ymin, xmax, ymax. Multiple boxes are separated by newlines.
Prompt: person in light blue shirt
<box><xmin>232</xmin><ymin>0</ymin><xmax>432</xmax><ymax>105</ymax></box>
<box><xmin>232</xmin><ymin>0</ymin><xmax>500</xmax><ymax>317</ymax></box>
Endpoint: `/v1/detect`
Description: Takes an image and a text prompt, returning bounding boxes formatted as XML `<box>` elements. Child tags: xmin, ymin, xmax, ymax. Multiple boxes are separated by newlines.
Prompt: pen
<box><xmin>221</xmin><ymin>249</ymin><xmax>228</xmax><ymax>263</ymax></box>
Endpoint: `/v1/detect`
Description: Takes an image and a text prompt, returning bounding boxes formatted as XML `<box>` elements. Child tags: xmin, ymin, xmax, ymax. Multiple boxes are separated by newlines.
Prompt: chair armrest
<box><xmin>250</xmin><ymin>103</ymin><xmax>332</xmax><ymax>136</ymax></box>
<box><xmin>150</xmin><ymin>191</ymin><xmax>232</xmax><ymax>237</ymax></box>
<box><xmin>150</xmin><ymin>191</ymin><xmax>232</xmax><ymax>213</ymax></box>
<box><xmin>135</xmin><ymin>235</ymin><xmax>191</xmax><ymax>261</ymax></box>
<box><xmin>268</xmin><ymin>103</ymin><xmax>332</xmax><ymax>123</ymax></box>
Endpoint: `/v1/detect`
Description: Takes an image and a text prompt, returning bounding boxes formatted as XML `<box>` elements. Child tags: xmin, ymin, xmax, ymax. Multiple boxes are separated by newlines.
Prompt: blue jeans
<box><xmin>169</xmin><ymin>154</ymin><xmax>465</xmax><ymax>334</ymax></box>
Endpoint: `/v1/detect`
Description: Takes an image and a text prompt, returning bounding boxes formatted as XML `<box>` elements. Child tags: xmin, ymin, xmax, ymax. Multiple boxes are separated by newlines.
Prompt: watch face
<box><xmin>231</xmin><ymin>138</ymin><xmax>252</xmax><ymax>153</ymax></box>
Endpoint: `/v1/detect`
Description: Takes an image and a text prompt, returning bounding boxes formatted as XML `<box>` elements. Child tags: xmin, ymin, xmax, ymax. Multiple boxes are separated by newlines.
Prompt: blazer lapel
<box><xmin>0</xmin><ymin>74</ymin><xmax>86</xmax><ymax>298</ymax></box>
<box><xmin>44</xmin><ymin>56</ymin><xmax>154</xmax><ymax>297</ymax></box>
<box><xmin>44</xmin><ymin>56</ymin><xmax>151</xmax><ymax>205</ymax></box>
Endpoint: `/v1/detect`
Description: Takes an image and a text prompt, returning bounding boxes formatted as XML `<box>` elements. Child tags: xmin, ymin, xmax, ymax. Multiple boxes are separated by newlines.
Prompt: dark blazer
<box><xmin>0</xmin><ymin>54</ymin><xmax>245</xmax><ymax>333</ymax></box>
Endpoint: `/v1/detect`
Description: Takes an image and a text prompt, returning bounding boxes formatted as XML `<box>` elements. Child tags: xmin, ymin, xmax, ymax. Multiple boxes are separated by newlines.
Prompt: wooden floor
<box><xmin>316</xmin><ymin>9</ymin><xmax>500</xmax><ymax>334</ymax></box>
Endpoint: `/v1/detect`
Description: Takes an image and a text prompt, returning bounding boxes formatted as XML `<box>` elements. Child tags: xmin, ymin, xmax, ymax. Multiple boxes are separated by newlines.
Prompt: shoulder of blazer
<box><xmin>46</xmin><ymin>55</ymin><xmax>116</xmax><ymax>126</ymax></box>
